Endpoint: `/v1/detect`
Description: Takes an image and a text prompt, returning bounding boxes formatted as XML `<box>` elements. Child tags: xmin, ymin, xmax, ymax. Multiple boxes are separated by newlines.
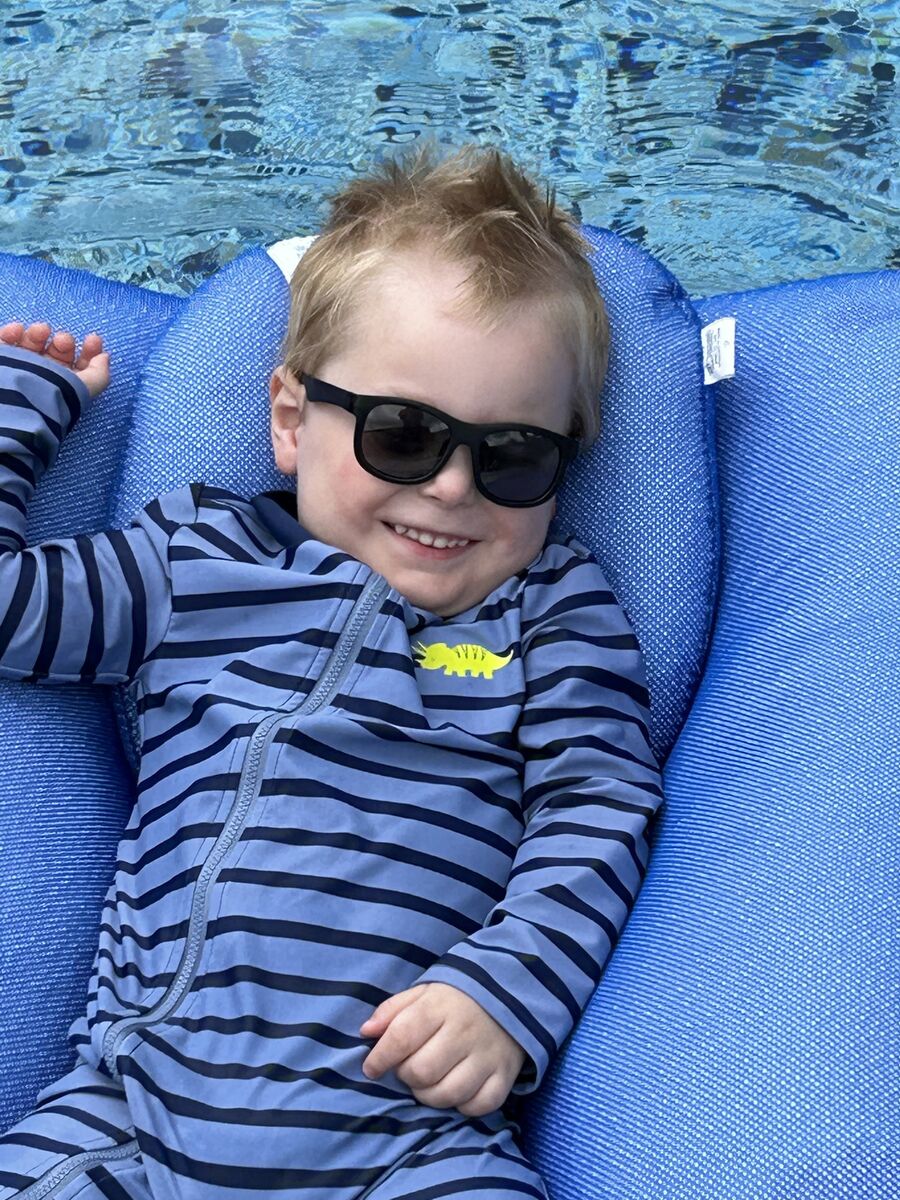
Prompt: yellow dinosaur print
<box><xmin>412</xmin><ymin>641</ymin><xmax>514</xmax><ymax>679</ymax></box>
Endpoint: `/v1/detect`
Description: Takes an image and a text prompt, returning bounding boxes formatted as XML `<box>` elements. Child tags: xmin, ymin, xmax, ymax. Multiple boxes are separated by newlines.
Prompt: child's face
<box><xmin>269</xmin><ymin>249</ymin><xmax>576</xmax><ymax>618</ymax></box>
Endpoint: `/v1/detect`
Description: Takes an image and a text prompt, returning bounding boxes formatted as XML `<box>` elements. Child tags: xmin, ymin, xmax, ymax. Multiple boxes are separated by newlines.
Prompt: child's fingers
<box><xmin>0</xmin><ymin>322</ymin><xmax>25</xmax><ymax>344</ymax></box>
<box><xmin>0</xmin><ymin>325</ymin><xmax>103</xmax><ymax>368</ymax></box>
<box><xmin>21</xmin><ymin>322</ymin><xmax>52</xmax><ymax>353</ymax></box>
<box><xmin>0</xmin><ymin>323</ymin><xmax>109</xmax><ymax>395</ymax></box>
<box><xmin>74</xmin><ymin>332</ymin><xmax>104</xmax><ymax>369</ymax></box>
<box><xmin>75</xmin><ymin>355</ymin><xmax>111</xmax><ymax>400</ymax></box>
<box><xmin>45</xmin><ymin>330</ymin><xmax>76</xmax><ymax>365</ymax></box>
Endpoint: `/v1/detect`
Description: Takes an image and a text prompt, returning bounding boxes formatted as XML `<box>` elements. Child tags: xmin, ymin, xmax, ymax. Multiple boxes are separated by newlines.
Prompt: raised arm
<box><xmin>0</xmin><ymin>338</ymin><xmax>195</xmax><ymax>685</ymax></box>
<box><xmin>412</xmin><ymin>546</ymin><xmax>665</xmax><ymax>1095</ymax></box>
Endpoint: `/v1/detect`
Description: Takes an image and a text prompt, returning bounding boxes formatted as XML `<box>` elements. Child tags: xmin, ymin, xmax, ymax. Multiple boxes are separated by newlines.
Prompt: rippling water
<box><xmin>0</xmin><ymin>1</ymin><xmax>897</xmax><ymax>298</ymax></box>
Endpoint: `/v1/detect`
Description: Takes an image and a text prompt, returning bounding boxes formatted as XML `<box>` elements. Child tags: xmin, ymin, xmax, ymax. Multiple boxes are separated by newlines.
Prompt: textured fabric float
<box><xmin>522</xmin><ymin>269</ymin><xmax>900</xmax><ymax>1199</ymax></box>
<box><xmin>0</xmin><ymin>257</ymin><xmax>185</xmax><ymax>1134</ymax></box>
<box><xmin>4</xmin><ymin>231</ymin><xmax>888</xmax><ymax>1200</ymax></box>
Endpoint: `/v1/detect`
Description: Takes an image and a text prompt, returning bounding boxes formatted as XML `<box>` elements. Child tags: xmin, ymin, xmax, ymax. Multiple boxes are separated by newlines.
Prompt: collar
<box><xmin>250</xmin><ymin>489</ymin><xmax>311</xmax><ymax>548</ymax></box>
<box><xmin>249</xmin><ymin>487</ymin><xmax>557</xmax><ymax>631</ymax></box>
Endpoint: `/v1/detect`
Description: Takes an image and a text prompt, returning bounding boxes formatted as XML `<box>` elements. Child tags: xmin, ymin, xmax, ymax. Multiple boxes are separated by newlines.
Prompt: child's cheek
<box><xmin>337</xmin><ymin>450</ymin><xmax>395</xmax><ymax>507</ymax></box>
<box><xmin>335</xmin><ymin>452</ymin><xmax>369</xmax><ymax>498</ymax></box>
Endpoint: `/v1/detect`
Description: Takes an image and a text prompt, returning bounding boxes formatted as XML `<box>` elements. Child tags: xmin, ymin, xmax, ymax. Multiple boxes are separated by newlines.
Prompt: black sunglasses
<box><xmin>297</xmin><ymin>373</ymin><xmax>580</xmax><ymax>508</ymax></box>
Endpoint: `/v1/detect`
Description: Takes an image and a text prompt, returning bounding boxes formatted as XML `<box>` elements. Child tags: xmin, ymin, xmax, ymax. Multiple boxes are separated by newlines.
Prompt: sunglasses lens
<box><xmin>358</xmin><ymin>400</ymin><xmax>565</xmax><ymax>506</ymax></box>
<box><xmin>479</xmin><ymin>431</ymin><xmax>562</xmax><ymax>504</ymax></box>
<box><xmin>361</xmin><ymin>403</ymin><xmax>451</xmax><ymax>479</ymax></box>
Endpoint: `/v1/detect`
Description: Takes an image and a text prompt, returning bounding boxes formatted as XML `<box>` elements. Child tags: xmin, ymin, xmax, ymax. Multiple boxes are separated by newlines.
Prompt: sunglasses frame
<box><xmin>297</xmin><ymin>373</ymin><xmax>581</xmax><ymax>508</ymax></box>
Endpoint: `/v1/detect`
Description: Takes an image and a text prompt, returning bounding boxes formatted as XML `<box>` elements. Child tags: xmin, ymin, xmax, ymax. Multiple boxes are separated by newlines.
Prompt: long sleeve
<box><xmin>412</xmin><ymin>544</ymin><xmax>665</xmax><ymax>1095</ymax></box>
<box><xmin>0</xmin><ymin>344</ymin><xmax>196</xmax><ymax>685</ymax></box>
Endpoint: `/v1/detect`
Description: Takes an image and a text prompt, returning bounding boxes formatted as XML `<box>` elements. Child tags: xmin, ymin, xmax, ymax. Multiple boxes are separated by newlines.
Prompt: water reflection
<box><xmin>0</xmin><ymin>1</ymin><xmax>895</xmax><ymax>297</ymax></box>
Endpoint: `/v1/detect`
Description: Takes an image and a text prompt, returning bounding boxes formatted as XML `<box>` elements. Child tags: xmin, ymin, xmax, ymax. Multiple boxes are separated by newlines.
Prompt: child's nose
<box><xmin>418</xmin><ymin>445</ymin><xmax>478</xmax><ymax>505</ymax></box>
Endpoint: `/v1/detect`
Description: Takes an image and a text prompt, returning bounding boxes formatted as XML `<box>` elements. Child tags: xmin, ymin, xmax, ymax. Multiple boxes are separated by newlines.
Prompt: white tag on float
<box><xmin>267</xmin><ymin>235</ymin><xmax>318</xmax><ymax>282</ymax></box>
<box><xmin>701</xmin><ymin>317</ymin><xmax>736</xmax><ymax>384</ymax></box>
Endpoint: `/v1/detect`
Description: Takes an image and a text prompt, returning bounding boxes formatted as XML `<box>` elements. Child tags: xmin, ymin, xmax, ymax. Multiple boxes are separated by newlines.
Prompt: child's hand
<box><xmin>359</xmin><ymin>981</ymin><xmax>526</xmax><ymax>1117</ymax></box>
<box><xmin>0</xmin><ymin>322</ymin><xmax>110</xmax><ymax>399</ymax></box>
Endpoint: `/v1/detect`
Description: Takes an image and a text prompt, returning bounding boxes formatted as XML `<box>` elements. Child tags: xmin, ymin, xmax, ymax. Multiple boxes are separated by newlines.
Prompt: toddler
<box><xmin>0</xmin><ymin>142</ymin><xmax>663</xmax><ymax>1200</ymax></box>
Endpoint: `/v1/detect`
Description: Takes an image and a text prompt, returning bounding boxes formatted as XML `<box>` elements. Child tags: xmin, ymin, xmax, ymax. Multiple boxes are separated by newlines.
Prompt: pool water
<box><xmin>0</xmin><ymin>1</ymin><xmax>897</xmax><ymax>299</ymax></box>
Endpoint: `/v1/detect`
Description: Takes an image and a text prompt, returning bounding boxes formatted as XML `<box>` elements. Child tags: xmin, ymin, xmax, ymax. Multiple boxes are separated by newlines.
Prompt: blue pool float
<box><xmin>0</xmin><ymin>228</ymin><xmax>896</xmax><ymax>1199</ymax></box>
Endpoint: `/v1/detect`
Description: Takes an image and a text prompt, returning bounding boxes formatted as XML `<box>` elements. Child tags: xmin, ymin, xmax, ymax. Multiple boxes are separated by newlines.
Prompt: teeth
<box><xmin>390</xmin><ymin>523</ymin><xmax>470</xmax><ymax>549</ymax></box>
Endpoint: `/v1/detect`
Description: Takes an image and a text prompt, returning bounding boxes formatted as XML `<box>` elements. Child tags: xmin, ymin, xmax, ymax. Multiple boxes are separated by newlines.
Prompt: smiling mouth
<box><xmin>383</xmin><ymin>522</ymin><xmax>478</xmax><ymax>556</ymax></box>
<box><xmin>385</xmin><ymin>521</ymin><xmax>477</xmax><ymax>549</ymax></box>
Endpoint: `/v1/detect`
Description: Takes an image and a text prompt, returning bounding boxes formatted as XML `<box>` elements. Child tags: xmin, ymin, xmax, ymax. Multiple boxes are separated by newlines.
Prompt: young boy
<box><xmin>0</xmin><ymin>143</ymin><xmax>663</xmax><ymax>1200</ymax></box>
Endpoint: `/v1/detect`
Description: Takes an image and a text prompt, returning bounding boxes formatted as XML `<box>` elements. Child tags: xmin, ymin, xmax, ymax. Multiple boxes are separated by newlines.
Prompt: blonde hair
<box><xmin>280</xmin><ymin>139</ymin><xmax>610</xmax><ymax>448</ymax></box>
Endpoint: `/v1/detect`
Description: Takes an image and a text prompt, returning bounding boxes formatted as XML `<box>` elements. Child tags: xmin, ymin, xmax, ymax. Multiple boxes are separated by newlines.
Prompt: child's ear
<box><xmin>269</xmin><ymin>366</ymin><xmax>306</xmax><ymax>475</ymax></box>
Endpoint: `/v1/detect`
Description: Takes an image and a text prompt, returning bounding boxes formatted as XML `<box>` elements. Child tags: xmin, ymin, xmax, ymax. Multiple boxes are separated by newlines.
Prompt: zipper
<box><xmin>18</xmin><ymin>1139</ymin><xmax>140</xmax><ymax>1200</ymax></box>
<box><xmin>101</xmin><ymin>572</ymin><xmax>388</xmax><ymax>1078</ymax></box>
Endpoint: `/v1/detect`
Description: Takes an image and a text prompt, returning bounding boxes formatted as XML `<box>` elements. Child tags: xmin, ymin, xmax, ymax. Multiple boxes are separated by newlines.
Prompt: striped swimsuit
<box><xmin>0</xmin><ymin>345</ymin><xmax>664</xmax><ymax>1200</ymax></box>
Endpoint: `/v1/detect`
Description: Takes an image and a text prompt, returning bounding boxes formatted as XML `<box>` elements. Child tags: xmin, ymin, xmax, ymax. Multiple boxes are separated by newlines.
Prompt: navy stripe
<box><xmin>135</xmin><ymin>1125</ymin><xmax>387</xmax><ymax>1190</ymax></box>
<box><xmin>0</xmin><ymin>484</ymin><xmax>27</xmax><ymax>516</ymax></box>
<box><xmin>105</xmin><ymin>529</ymin><xmax>147</xmax><ymax>676</ymax></box>
<box><xmin>217</xmin><ymin>867</ymin><xmax>481</xmax><ymax>935</ymax></box>
<box><xmin>31</xmin><ymin>542</ymin><xmax>64</xmax><ymax>679</ymax></box>
<box><xmin>75</xmin><ymin>533</ymin><xmax>106</xmax><ymax>679</ymax></box>
<box><xmin>172</xmin><ymin>580</ymin><xmax>362</xmax><ymax>612</ymax></box>
<box><xmin>37</xmin><ymin>1104</ymin><xmax>132</xmax><ymax>1145</ymax></box>
<box><xmin>528</xmin><ymin>661</ymin><xmax>650</xmax><ymax>706</ymax></box>
<box><xmin>0</xmin><ymin>449</ymin><xmax>36</xmax><ymax>485</ymax></box>
<box><xmin>87</xmin><ymin>1161</ymin><xmax>139</xmax><ymax>1200</ymax></box>
<box><xmin>0</xmin><ymin>552</ymin><xmax>37</xmax><ymax>660</ymax></box>
<box><xmin>0</xmin><ymin>350</ymin><xmax>84</xmax><ymax>424</ymax></box>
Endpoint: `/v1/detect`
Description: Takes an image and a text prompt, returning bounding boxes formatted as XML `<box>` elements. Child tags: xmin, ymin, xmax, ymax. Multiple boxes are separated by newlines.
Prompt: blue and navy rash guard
<box><xmin>0</xmin><ymin>344</ymin><xmax>664</xmax><ymax>1188</ymax></box>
